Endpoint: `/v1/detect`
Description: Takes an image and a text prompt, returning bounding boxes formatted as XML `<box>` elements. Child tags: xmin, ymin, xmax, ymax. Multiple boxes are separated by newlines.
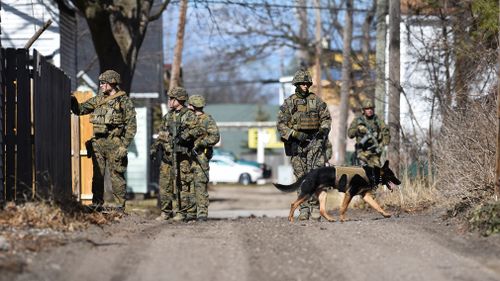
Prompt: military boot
<box><xmin>155</xmin><ymin>212</ymin><xmax>172</xmax><ymax>221</ymax></box>
<box><xmin>298</xmin><ymin>207</ymin><xmax>310</xmax><ymax>221</ymax></box>
<box><xmin>172</xmin><ymin>213</ymin><xmax>186</xmax><ymax>222</ymax></box>
<box><xmin>310</xmin><ymin>206</ymin><xmax>321</xmax><ymax>221</ymax></box>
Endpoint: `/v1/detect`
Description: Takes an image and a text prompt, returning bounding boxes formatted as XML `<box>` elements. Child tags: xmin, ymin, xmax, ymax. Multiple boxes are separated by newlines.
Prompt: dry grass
<box><xmin>0</xmin><ymin>201</ymin><xmax>124</xmax><ymax>232</ymax></box>
<box><xmin>378</xmin><ymin>176</ymin><xmax>437</xmax><ymax>213</ymax></box>
<box><xmin>434</xmin><ymin>94</ymin><xmax>497</xmax><ymax>215</ymax></box>
<box><xmin>324</xmin><ymin>176</ymin><xmax>437</xmax><ymax>214</ymax></box>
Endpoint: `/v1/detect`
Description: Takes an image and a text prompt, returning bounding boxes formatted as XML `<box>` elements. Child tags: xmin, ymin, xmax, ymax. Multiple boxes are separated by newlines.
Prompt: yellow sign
<box><xmin>248</xmin><ymin>128</ymin><xmax>283</xmax><ymax>149</ymax></box>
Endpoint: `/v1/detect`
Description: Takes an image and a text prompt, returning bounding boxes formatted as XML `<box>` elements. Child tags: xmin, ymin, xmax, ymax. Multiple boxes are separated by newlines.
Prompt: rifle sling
<box><xmin>96</xmin><ymin>91</ymin><xmax>126</xmax><ymax>107</ymax></box>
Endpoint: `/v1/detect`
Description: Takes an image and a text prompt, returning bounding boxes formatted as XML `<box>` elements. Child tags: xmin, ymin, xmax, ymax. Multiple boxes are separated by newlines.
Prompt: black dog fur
<box><xmin>274</xmin><ymin>160</ymin><xmax>401</xmax><ymax>222</ymax></box>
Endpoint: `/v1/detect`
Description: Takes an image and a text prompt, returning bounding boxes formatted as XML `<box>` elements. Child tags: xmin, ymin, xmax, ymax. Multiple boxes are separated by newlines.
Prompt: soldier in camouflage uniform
<box><xmin>277</xmin><ymin>70</ymin><xmax>332</xmax><ymax>221</ymax></box>
<box><xmin>71</xmin><ymin>70</ymin><xmax>137</xmax><ymax>210</ymax></box>
<box><xmin>187</xmin><ymin>95</ymin><xmax>220</xmax><ymax>221</ymax></box>
<box><xmin>151</xmin><ymin>87</ymin><xmax>200</xmax><ymax>222</ymax></box>
<box><xmin>347</xmin><ymin>100</ymin><xmax>390</xmax><ymax>167</ymax></box>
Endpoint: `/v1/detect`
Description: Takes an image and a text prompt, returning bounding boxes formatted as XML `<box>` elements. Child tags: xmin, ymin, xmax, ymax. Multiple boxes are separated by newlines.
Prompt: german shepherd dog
<box><xmin>273</xmin><ymin>161</ymin><xmax>401</xmax><ymax>222</ymax></box>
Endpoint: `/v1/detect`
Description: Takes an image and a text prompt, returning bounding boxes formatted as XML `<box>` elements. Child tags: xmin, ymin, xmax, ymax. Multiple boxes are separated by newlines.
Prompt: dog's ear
<box><xmin>383</xmin><ymin>160</ymin><xmax>389</xmax><ymax>169</ymax></box>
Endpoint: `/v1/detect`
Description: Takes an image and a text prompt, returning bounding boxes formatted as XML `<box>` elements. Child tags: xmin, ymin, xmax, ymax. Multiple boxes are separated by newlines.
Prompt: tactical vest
<box><xmin>90</xmin><ymin>94</ymin><xmax>126</xmax><ymax>135</ymax></box>
<box><xmin>167</xmin><ymin>108</ymin><xmax>191</xmax><ymax>154</ymax></box>
<box><xmin>287</xmin><ymin>95</ymin><xmax>320</xmax><ymax>131</ymax></box>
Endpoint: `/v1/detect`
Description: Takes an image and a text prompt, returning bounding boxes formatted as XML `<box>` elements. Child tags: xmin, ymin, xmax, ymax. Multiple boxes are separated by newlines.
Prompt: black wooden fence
<box><xmin>1</xmin><ymin>48</ymin><xmax>72</xmax><ymax>202</ymax></box>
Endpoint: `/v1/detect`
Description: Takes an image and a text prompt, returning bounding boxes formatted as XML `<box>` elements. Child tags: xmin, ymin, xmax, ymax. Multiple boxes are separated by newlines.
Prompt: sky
<box><xmin>161</xmin><ymin>0</ymin><xmax>377</xmax><ymax>105</ymax></box>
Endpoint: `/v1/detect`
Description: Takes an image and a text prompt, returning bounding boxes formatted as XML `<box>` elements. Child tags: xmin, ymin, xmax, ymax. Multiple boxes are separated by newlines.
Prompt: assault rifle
<box><xmin>358</xmin><ymin>129</ymin><xmax>381</xmax><ymax>154</ymax></box>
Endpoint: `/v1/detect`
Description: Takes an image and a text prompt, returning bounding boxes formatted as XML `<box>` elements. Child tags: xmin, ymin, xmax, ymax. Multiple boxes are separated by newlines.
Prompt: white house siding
<box><xmin>400</xmin><ymin>15</ymin><xmax>452</xmax><ymax>133</ymax></box>
<box><xmin>1</xmin><ymin>0</ymin><xmax>60</xmax><ymax>67</ymax></box>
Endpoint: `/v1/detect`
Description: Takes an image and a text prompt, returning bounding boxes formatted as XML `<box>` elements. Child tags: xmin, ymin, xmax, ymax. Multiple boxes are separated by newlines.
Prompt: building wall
<box><xmin>0</xmin><ymin>0</ymin><xmax>60</xmax><ymax>66</ymax></box>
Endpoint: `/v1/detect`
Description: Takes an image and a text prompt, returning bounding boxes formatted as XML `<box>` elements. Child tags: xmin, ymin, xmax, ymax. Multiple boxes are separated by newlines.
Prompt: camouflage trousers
<box><xmin>158</xmin><ymin>154</ymin><xmax>196</xmax><ymax>219</ymax></box>
<box><xmin>191</xmin><ymin>153</ymin><xmax>210</xmax><ymax>219</ymax></box>
<box><xmin>291</xmin><ymin>138</ymin><xmax>332</xmax><ymax>212</ymax></box>
<box><xmin>356</xmin><ymin>150</ymin><xmax>381</xmax><ymax>167</ymax></box>
<box><xmin>90</xmin><ymin>136</ymin><xmax>128</xmax><ymax>207</ymax></box>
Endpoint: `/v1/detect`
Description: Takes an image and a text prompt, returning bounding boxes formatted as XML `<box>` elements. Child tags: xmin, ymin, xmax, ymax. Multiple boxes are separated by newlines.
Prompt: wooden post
<box><xmin>24</xmin><ymin>19</ymin><xmax>52</xmax><ymax>49</ymax></box>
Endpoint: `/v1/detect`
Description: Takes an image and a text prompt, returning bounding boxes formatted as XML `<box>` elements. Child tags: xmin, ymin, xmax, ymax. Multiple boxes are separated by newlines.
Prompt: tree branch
<box><xmin>148</xmin><ymin>0</ymin><xmax>171</xmax><ymax>21</ymax></box>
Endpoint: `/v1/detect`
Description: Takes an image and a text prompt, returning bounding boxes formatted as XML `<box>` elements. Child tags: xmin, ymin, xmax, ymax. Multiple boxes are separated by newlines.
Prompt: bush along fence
<box><xmin>1</xmin><ymin>48</ymin><xmax>72</xmax><ymax>203</ymax></box>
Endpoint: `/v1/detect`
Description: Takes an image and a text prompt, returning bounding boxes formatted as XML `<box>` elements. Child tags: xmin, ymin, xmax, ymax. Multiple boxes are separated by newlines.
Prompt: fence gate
<box><xmin>1</xmin><ymin>48</ymin><xmax>72</xmax><ymax>202</ymax></box>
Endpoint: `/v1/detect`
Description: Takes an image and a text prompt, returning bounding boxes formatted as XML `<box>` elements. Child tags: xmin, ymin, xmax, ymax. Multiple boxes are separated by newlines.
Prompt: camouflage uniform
<box><xmin>188</xmin><ymin>95</ymin><xmax>220</xmax><ymax>220</ymax></box>
<box><xmin>151</xmin><ymin>87</ymin><xmax>200</xmax><ymax>221</ymax></box>
<box><xmin>277</xmin><ymin>70</ymin><xmax>332</xmax><ymax>220</ymax></box>
<box><xmin>347</xmin><ymin>100</ymin><xmax>390</xmax><ymax>167</ymax></box>
<box><xmin>71</xmin><ymin>70</ymin><xmax>137</xmax><ymax>208</ymax></box>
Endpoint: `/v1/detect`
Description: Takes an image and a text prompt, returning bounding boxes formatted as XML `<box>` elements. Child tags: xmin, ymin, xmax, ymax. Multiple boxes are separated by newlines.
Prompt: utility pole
<box><xmin>336</xmin><ymin>0</ymin><xmax>353</xmax><ymax>164</ymax></box>
<box><xmin>375</xmin><ymin>0</ymin><xmax>388</xmax><ymax>117</ymax></box>
<box><xmin>388</xmin><ymin>0</ymin><xmax>400</xmax><ymax>176</ymax></box>
<box><xmin>314</xmin><ymin>0</ymin><xmax>322</xmax><ymax>97</ymax></box>
<box><xmin>169</xmin><ymin>0</ymin><xmax>188</xmax><ymax>90</ymax></box>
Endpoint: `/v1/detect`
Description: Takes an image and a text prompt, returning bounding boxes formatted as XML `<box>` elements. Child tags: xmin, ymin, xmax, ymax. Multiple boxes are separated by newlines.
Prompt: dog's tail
<box><xmin>273</xmin><ymin>177</ymin><xmax>304</xmax><ymax>193</ymax></box>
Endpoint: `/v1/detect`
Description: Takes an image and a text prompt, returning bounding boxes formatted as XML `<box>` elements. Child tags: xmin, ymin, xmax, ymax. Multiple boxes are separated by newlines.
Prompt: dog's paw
<box><xmin>382</xmin><ymin>212</ymin><xmax>392</xmax><ymax>218</ymax></box>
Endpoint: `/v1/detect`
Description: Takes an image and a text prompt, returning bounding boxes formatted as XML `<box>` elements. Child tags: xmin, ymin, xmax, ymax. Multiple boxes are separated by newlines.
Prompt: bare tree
<box><xmin>169</xmin><ymin>0</ymin><xmax>188</xmax><ymax>90</ymax></box>
<box><xmin>361</xmin><ymin>0</ymin><xmax>376</xmax><ymax>98</ymax></box>
<box><xmin>61</xmin><ymin>0</ymin><xmax>170</xmax><ymax>92</ymax></box>
<box><xmin>374</xmin><ymin>0</ymin><xmax>388</xmax><ymax>117</ymax></box>
<box><xmin>297</xmin><ymin>0</ymin><xmax>311</xmax><ymax>67</ymax></box>
<box><xmin>314</xmin><ymin>0</ymin><xmax>322</xmax><ymax>97</ymax></box>
<box><xmin>335</xmin><ymin>0</ymin><xmax>353</xmax><ymax>164</ymax></box>
<box><xmin>387</xmin><ymin>0</ymin><xmax>400</xmax><ymax>175</ymax></box>
<box><xmin>496</xmin><ymin>2</ymin><xmax>500</xmax><ymax>197</ymax></box>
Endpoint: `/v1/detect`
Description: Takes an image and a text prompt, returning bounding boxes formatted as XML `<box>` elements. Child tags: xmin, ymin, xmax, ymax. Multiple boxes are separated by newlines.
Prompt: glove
<box><xmin>116</xmin><ymin>146</ymin><xmax>128</xmax><ymax>159</ymax></box>
<box><xmin>157</xmin><ymin>131</ymin><xmax>169</xmax><ymax>142</ymax></box>
<box><xmin>179</xmin><ymin>130</ymin><xmax>191</xmax><ymax>143</ymax></box>
<box><xmin>70</xmin><ymin>95</ymin><xmax>79</xmax><ymax>115</ymax></box>
<box><xmin>292</xmin><ymin>130</ymin><xmax>308</xmax><ymax>142</ymax></box>
<box><xmin>195</xmin><ymin>140</ymin><xmax>205</xmax><ymax>151</ymax></box>
<box><xmin>194</xmin><ymin>141</ymin><xmax>206</xmax><ymax>154</ymax></box>
<box><xmin>317</xmin><ymin>127</ymin><xmax>329</xmax><ymax>139</ymax></box>
<box><xmin>150</xmin><ymin>149</ymin><xmax>157</xmax><ymax>161</ymax></box>
<box><xmin>357</xmin><ymin>125</ymin><xmax>368</xmax><ymax>135</ymax></box>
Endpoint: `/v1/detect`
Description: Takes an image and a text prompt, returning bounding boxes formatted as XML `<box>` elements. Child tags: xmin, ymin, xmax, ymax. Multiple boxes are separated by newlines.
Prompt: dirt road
<box><xmin>9</xmin><ymin>185</ymin><xmax>500</xmax><ymax>281</ymax></box>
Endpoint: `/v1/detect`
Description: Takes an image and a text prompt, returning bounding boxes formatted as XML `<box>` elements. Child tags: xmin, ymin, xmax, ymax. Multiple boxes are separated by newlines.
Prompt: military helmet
<box><xmin>292</xmin><ymin>70</ymin><xmax>313</xmax><ymax>86</ymax></box>
<box><xmin>188</xmin><ymin>95</ymin><xmax>206</xmax><ymax>108</ymax></box>
<box><xmin>98</xmin><ymin>70</ymin><xmax>121</xmax><ymax>84</ymax></box>
<box><xmin>362</xmin><ymin>99</ymin><xmax>375</xmax><ymax>109</ymax></box>
<box><xmin>167</xmin><ymin>86</ymin><xmax>188</xmax><ymax>101</ymax></box>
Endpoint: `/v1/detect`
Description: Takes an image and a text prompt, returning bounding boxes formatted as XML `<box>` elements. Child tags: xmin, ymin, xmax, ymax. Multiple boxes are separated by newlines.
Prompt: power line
<box><xmin>169</xmin><ymin>0</ymin><xmax>372</xmax><ymax>12</ymax></box>
<box><xmin>185</xmin><ymin>78</ymin><xmax>280</xmax><ymax>89</ymax></box>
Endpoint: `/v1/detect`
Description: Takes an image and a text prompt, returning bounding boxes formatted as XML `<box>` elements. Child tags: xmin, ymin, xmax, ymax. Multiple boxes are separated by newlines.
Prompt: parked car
<box><xmin>209</xmin><ymin>156</ymin><xmax>263</xmax><ymax>185</ymax></box>
<box><xmin>212</xmin><ymin>149</ymin><xmax>272</xmax><ymax>179</ymax></box>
